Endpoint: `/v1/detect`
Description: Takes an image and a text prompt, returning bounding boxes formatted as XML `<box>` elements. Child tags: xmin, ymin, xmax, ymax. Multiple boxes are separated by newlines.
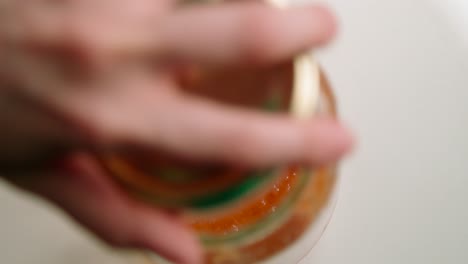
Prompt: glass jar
<box><xmin>100</xmin><ymin>57</ymin><xmax>339</xmax><ymax>263</ymax></box>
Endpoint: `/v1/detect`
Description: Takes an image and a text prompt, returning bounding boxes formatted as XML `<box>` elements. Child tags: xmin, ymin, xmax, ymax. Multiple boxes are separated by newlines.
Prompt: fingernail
<box><xmin>289</xmin><ymin>5</ymin><xmax>338</xmax><ymax>46</ymax></box>
<box><xmin>308</xmin><ymin>119</ymin><xmax>354</xmax><ymax>163</ymax></box>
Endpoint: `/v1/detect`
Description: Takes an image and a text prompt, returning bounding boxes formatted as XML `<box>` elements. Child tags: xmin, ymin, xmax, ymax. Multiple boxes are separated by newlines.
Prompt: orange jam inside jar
<box><xmin>190</xmin><ymin>166</ymin><xmax>337</xmax><ymax>264</ymax></box>
<box><xmin>101</xmin><ymin>59</ymin><xmax>339</xmax><ymax>264</ymax></box>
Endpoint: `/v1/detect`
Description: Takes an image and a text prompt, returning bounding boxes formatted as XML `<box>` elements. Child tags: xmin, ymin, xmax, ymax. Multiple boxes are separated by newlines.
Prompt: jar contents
<box><xmin>193</xmin><ymin>166</ymin><xmax>336</xmax><ymax>263</ymax></box>
<box><xmin>102</xmin><ymin>60</ymin><xmax>339</xmax><ymax>264</ymax></box>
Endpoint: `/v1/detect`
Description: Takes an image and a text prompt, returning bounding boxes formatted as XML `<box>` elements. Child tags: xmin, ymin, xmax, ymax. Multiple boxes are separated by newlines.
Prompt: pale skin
<box><xmin>0</xmin><ymin>1</ymin><xmax>353</xmax><ymax>264</ymax></box>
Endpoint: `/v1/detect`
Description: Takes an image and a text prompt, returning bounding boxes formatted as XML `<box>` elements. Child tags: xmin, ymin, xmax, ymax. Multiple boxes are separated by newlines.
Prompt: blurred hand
<box><xmin>0</xmin><ymin>1</ymin><xmax>352</xmax><ymax>263</ymax></box>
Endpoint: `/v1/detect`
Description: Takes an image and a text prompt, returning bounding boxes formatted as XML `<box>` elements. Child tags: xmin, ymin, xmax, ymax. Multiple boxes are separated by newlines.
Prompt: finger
<box><xmin>17</xmin><ymin>153</ymin><xmax>202</xmax><ymax>264</ymax></box>
<box><xmin>49</xmin><ymin>73</ymin><xmax>352</xmax><ymax>167</ymax></box>
<box><xmin>156</xmin><ymin>3</ymin><xmax>336</xmax><ymax>65</ymax></box>
<box><xmin>132</xmin><ymin>94</ymin><xmax>354</xmax><ymax>167</ymax></box>
<box><xmin>2</xmin><ymin>0</ymin><xmax>171</xmax><ymax>67</ymax></box>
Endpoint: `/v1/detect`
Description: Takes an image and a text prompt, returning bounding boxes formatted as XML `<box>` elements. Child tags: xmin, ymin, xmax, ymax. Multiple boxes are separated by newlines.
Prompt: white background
<box><xmin>1</xmin><ymin>0</ymin><xmax>467</xmax><ymax>263</ymax></box>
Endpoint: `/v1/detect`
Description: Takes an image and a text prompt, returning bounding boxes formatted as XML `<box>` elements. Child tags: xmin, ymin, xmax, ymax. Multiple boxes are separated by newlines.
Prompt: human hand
<box><xmin>0</xmin><ymin>1</ymin><xmax>352</xmax><ymax>263</ymax></box>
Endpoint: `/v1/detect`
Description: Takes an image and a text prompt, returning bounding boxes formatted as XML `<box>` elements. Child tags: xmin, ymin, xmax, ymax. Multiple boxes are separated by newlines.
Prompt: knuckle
<box><xmin>58</xmin><ymin>15</ymin><xmax>106</xmax><ymax>64</ymax></box>
<box><xmin>62</xmin><ymin>18</ymin><xmax>95</xmax><ymax>56</ymax></box>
